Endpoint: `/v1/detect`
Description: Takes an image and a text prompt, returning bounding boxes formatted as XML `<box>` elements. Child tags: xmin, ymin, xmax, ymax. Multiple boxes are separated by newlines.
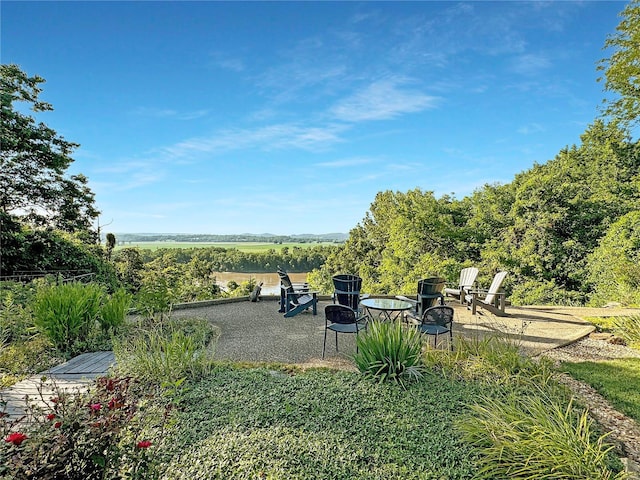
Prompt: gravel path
<box><xmin>540</xmin><ymin>335</ymin><xmax>640</xmax><ymax>471</ymax></box>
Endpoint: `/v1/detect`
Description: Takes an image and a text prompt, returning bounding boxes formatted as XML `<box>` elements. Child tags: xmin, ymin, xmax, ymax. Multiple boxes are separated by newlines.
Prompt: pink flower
<box><xmin>107</xmin><ymin>397</ymin><xmax>123</xmax><ymax>410</ymax></box>
<box><xmin>89</xmin><ymin>403</ymin><xmax>102</xmax><ymax>412</ymax></box>
<box><xmin>54</xmin><ymin>422</ymin><xmax>62</xmax><ymax>429</ymax></box>
<box><xmin>136</xmin><ymin>440</ymin><xmax>152</xmax><ymax>449</ymax></box>
<box><xmin>46</xmin><ymin>413</ymin><xmax>56</xmax><ymax>421</ymax></box>
<box><xmin>5</xmin><ymin>432</ymin><xmax>27</xmax><ymax>446</ymax></box>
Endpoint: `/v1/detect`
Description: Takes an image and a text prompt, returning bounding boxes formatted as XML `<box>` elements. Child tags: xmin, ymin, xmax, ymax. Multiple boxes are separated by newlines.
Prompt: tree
<box><xmin>0</xmin><ymin>64</ymin><xmax>99</xmax><ymax>239</ymax></box>
<box><xmin>105</xmin><ymin>233</ymin><xmax>116</xmax><ymax>261</ymax></box>
<box><xmin>587</xmin><ymin>211</ymin><xmax>640</xmax><ymax>306</ymax></box>
<box><xmin>598</xmin><ymin>0</ymin><xmax>640</xmax><ymax>128</ymax></box>
<box><xmin>498</xmin><ymin>121</ymin><xmax>639</xmax><ymax>303</ymax></box>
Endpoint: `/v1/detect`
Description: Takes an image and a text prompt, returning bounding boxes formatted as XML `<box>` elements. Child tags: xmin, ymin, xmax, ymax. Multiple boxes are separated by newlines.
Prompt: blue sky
<box><xmin>2</xmin><ymin>1</ymin><xmax>626</xmax><ymax>235</ymax></box>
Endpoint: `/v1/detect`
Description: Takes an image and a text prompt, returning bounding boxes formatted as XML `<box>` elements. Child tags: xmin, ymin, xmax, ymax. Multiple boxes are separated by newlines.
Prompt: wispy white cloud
<box><xmin>510</xmin><ymin>53</ymin><xmax>551</xmax><ymax>76</ymax></box>
<box><xmin>314</xmin><ymin>157</ymin><xmax>373</xmax><ymax>168</ymax></box>
<box><xmin>217</xmin><ymin>58</ymin><xmax>245</xmax><ymax>72</ymax></box>
<box><xmin>330</xmin><ymin>78</ymin><xmax>439</xmax><ymax>122</ymax></box>
<box><xmin>518</xmin><ymin>123</ymin><xmax>545</xmax><ymax>135</ymax></box>
<box><xmin>130</xmin><ymin>107</ymin><xmax>209</xmax><ymax>120</ymax></box>
<box><xmin>161</xmin><ymin>122</ymin><xmax>349</xmax><ymax>159</ymax></box>
<box><xmin>117</xmin><ymin>171</ymin><xmax>167</xmax><ymax>191</ymax></box>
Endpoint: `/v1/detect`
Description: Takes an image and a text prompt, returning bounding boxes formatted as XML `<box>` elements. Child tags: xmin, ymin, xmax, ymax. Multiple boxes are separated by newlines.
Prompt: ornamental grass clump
<box><xmin>353</xmin><ymin>320</ymin><xmax>423</xmax><ymax>388</ymax></box>
<box><xmin>32</xmin><ymin>281</ymin><xmax>104</xmax><ymax>353</ymax></box>
<box><xmin>113</xmin><ymin>319</ymin><xmax>218</xmax><ymax>384</ymax></box>
<box><xmin>457</xmin><ymin>391</ymin><xmax>626</xmax><ymax>479</ymax></box>
<box><xmin>98</xmin><ymin>288</ymin><xmax>132</xmax><ymax>334</ymax></box>
<box><xmin>423</xmin><ymin>335</ymin><xmax>555</xmax><ymax>387</ymax></box>
<box><xmin>612</xmin><ymin>314</ymin><xmax>640</xmax><ymax>348</ymax></box>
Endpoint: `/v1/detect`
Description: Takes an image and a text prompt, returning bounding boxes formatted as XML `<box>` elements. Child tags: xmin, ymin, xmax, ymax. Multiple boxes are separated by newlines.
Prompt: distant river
<box><xmin>213</xmin><ymin>272</ymin><xmax>309</xmax><ymax>295</ymax></box>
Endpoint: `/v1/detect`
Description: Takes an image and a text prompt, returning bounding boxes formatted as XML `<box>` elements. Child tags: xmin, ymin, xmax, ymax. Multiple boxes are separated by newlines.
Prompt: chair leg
<box><xmin>335</xmin><ymin>331</ymin><xmax>339</xmax><ymax>352</ymax></box>
<box><xmin>322</xmin><ymin>329</ymin><xmax>327</xmax><ymax>359</ymax></box>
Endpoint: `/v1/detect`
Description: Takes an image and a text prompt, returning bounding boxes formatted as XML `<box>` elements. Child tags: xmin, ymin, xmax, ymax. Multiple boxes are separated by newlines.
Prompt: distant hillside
<box><xmin>112</xmin><ymin>232</ymin><xmax>348</xmax><ymax>243</ymax></box>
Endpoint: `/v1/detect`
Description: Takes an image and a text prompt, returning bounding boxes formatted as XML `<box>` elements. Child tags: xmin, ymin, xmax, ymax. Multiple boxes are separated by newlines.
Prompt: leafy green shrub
<box><xmin>113</xmin><ymin>319</ymin><xmax>218</xmax><ymax>383</ymax></box>
<box><xmin>32</xmin><ymin>282</ymin><xmax>104</xmax><ymax>353</ymax></box>
<box><xmin>457</xmin><ymin>392</ymin><xmax>625</xmax><ymax>479</ymax></box>
<box><xmin>0</xmin><ymin>376</ymin><xmax>170</xmax><ymax>479</ymax></box>
<box><xmin>135</xmin><ymin>277</ymin><xmax>173</xmax><ymax>320</ymax></box>
<box><xmin>611</xmin><ymin>314</ymin><xmax>640</xmax><ymax>348</ymax></box>
<box><xmin>353</xmin><ymin>320</ymin><xmax>423</xmax><ymax>388</ymax></box>
<box><xmin>510</xmin><ymin>279</ymin><xmax>586</xmax><ymax>306</ymax></box>
<box><xmin>0</xmin><ymin>337</ymin><xmax>62</xmax><ymax>388</ymax></box>
<box><xmin>0</xmin><ymin>282</ymin><xmax>36</xmax><ymax>343</ymax></box>
<box><xmin>98</xmin><ymin>289</ymin><xmax>132</xmax><ymax>333</ymax></box>
<box><xmin>587</xmin><ymin>211</ymin><xmax>640</xmax><ymax>307</ymax></box>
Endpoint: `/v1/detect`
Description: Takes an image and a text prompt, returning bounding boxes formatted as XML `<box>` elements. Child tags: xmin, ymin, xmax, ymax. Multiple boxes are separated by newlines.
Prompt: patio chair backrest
<box><xmin>277</xmin><ymin>268</ymin><xmax>293</xmax><ymax>291</ymax></box>
<box><xmin>421</xmin><ymin>305</ymin><xmax>454</xmax><ymax>327</ymax></box>
<box><xmin>459</xmin><ymin>267</ymin><xmax>479</xmax><ymax>289</ymax></box>
<box><xmin>332</xmin><ymin>274</ymin><xmax>363</xmax><ymax>311</ymax></box>
<box><xmin>325</xmin><ymin>304</ymin><xmax>358</xmax><ymax>325</ymax></box>
<box><xmin>417</xmin><ymin>277</ymin><xmax>446</xmax><ymax>310</ymax></box>
<box><xmin>484</xmin><ymin>271</ymin><xmax>508</xmax><ymax>305</ymax></box>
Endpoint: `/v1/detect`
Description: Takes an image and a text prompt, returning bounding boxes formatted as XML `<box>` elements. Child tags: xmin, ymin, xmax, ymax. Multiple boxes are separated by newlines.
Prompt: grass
<box><xmin>458</xmin><ymin>392</ymin><xmax>624</xmax><ymax>479</ymax></box>
<box><xmin>561</xmin><ymin>357</ymin><xmax>640</xmax><ymax>424</ymax></box>
<box><xmin>114</xmin><ymin>317</ymin><xmax>219</xmax><ymax>384</ymax></box>
<box><xmin>114</xmin><ymin>241</ymin><xmax>337</xmax><ymax>252</ymax></box>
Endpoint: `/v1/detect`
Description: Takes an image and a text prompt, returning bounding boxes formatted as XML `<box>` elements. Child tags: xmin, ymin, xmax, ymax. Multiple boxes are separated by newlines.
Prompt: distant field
<box><xmin>114</xmin><ymin>241</ymin><xmax>339</xmax><ymax>252</ymax></box>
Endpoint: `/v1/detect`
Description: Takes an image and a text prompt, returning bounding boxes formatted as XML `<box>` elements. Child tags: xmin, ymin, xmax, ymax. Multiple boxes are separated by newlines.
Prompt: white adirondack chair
<box><xmin>465</xmin><ymin>271</ymin><xmax>508</xmax><ymax>316</ymax></box>
<box><xmin>444</xmin><ymin>267</ymin><xmax>479</xmax><ymax>304</ymax></box>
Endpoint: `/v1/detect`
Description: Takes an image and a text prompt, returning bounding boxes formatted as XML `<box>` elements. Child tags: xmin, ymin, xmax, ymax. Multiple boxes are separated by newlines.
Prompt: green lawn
<box><xmin>114</xmin><ymin>241</ymin><xmax>337</xmax><ymax>252</ymax></box>
<box><xmin>561</xmin><ymin>357</ymin><xmax>640</xmax><ymax>423</ymax></box>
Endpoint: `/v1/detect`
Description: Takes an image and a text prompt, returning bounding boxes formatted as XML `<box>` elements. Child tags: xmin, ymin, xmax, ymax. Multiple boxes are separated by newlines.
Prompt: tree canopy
<box><xmin>598</xmin><ymin>0</ymin><xmax>640</xmax><ymax>127</ymax></box>
<box><xmin>311</xmin><ymin>121</ymin><xmax>640</xmax><ymax>306</ymax></box>
<box><xmin>0</xmin><ymin>64</ymin><xmax>99</xmax><ymax>239</ymax></box>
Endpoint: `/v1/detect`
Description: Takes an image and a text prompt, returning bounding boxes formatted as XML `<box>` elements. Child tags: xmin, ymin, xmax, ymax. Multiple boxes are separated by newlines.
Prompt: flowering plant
<box><xmin>0</xmin><ymin>376</ymin><xmax>172</xmax><ymax>479</ymax></box>
<box><xmin>4</xmin><ymin>431</ymin><xmax>27</xmax><ymax>446</ymax></box>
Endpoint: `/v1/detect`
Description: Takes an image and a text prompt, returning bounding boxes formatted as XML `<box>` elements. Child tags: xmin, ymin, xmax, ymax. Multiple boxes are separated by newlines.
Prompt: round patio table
<box><xmin>360</xmin><ymin>298</ymin><xmax>413</xmax><ymax>322</ymax></box>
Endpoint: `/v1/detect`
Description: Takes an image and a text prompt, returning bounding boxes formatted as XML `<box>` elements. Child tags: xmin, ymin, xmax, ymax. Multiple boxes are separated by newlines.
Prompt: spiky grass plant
<box><xmin>612</xmin><ymin>314</ymin><xmax>640</xmax><ymax>348</ymax></box>
<box><xmin>113</xmin><ymin>320</ymin><xmax>217</xmax><ymax>384</ymax></box>
<box><xmin>98</xmin><ymin>288</ymin><xmax>132</xmax><ymax>334</ymax></box>
<box><xmin>423</xmin><ymin>335</ymin><xmax>554</xmax><ymax>384</ymax></box>
<box><xmin>32</xmin><ymin>282</ymin><xmax>104</xmax><ymax>353</ymax></box>
<box><xmin>353</xmin><ymin>320</ymin><xmax>423</xmax><ymax>388</ymax></box>
<box><xmin>457</xmin><ymin>390</ymin><xmax>626</xmax><ymax>479</ymax></box>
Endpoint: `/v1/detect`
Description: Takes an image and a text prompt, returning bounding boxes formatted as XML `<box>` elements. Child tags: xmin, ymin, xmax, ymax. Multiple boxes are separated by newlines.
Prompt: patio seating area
<box><xmin>172</xmin><ymin>296</ymin><xmax>599</xmax><ymax>365</ymax></box>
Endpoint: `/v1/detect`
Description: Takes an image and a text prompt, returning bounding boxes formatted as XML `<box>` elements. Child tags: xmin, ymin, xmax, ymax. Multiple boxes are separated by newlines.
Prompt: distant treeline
<box><xmin>108</xmin><ymin>244</ymin><xmax>338</xmax><ymax>302</ymax></box>
<box><xmin>114</xmin><ymin>233</ymin><xmax>348</xmax><ymax>244</ymax></box>
<box><xmin>134</xmin><ymin>245</ymin><xmax>336</xmax><ymax>273</ymax></box>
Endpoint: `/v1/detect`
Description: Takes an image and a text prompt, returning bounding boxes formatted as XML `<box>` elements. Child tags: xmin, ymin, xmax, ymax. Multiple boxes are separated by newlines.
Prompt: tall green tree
<box><xmin>0</xmin><ymin>64</ymin><xmax>99</xmax><ymax>239</ymax></box>
<box><xmin>598</xmin><ymin>0</ymin><xmax>640</xmax><ymax>127</ymax></box>
<box><xmin>499</xmin><ymin>121</ymin><xmax>639</xmax><ymax>302</ymax></box>
<box><xmin>310</xmin><ymin>189</ymin><xmax>475</xmax><ymax>295</ymax></box>
<box><xmin>587</xmin><ymin>211</ymin><xmax>640</xmax><ymax>307</ymax></box>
